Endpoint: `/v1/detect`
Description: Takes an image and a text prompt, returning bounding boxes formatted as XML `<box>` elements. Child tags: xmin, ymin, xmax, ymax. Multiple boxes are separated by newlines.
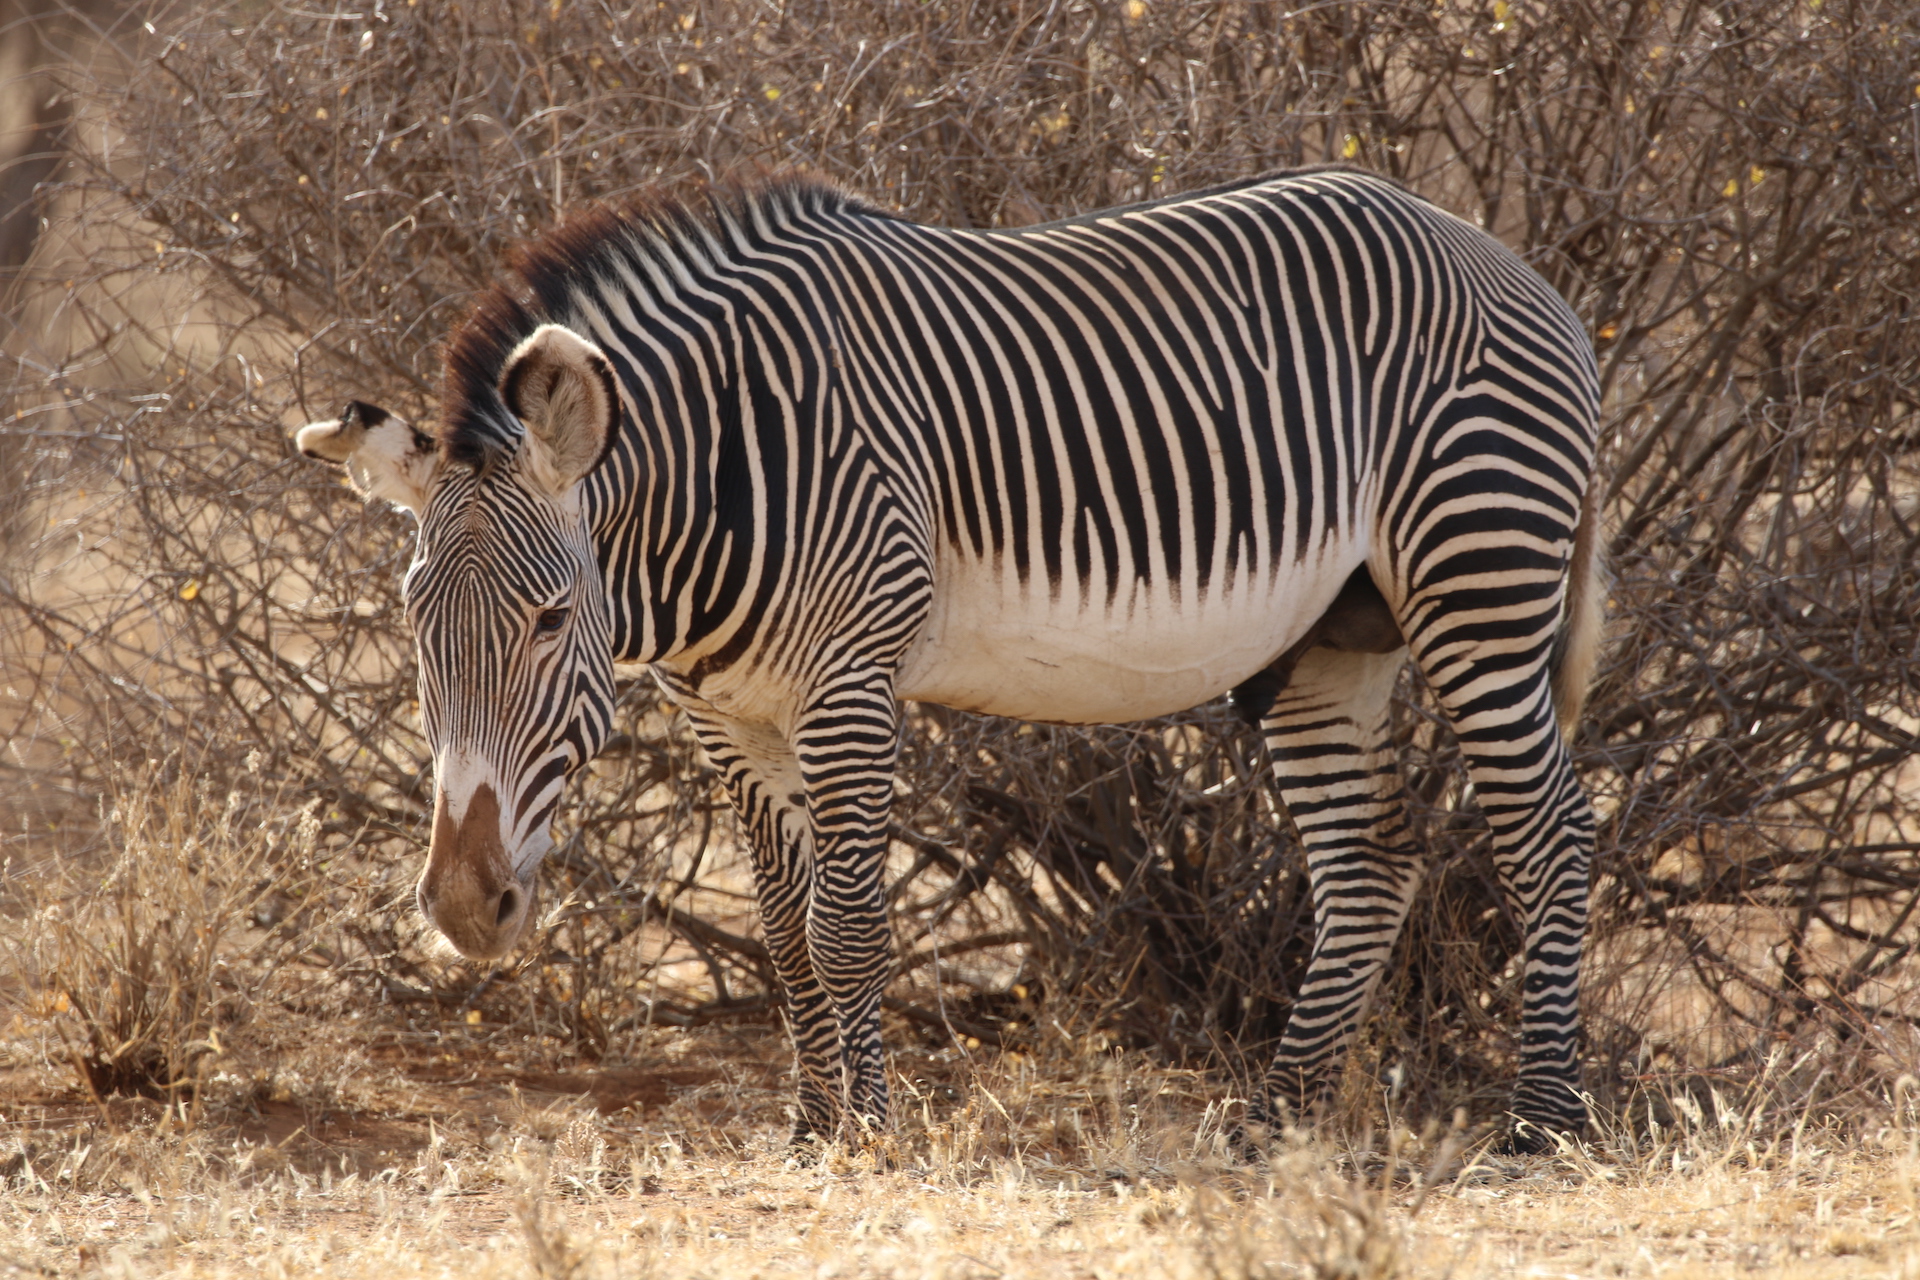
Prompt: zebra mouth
<box><xmin>427</xmin><ymin>870</ymin><xmax>537</xmax><ymax>962</ymax></box>
<box><xmin>419</xmin><ymin>783</ymin><xmax>543</xmax><ymax>961</ymax></box>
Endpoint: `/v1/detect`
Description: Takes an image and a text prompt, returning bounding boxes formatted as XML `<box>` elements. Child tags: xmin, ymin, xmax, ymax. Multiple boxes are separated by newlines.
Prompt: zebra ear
<box><xmin>499</xmin><ymin>324</ymin><xmax>618</xmax><ymax>497</ymax></box>
<box><xmin>295</xmin><ymin>401</ymin><xmax>438</xmax><ymax>518</ymax></box>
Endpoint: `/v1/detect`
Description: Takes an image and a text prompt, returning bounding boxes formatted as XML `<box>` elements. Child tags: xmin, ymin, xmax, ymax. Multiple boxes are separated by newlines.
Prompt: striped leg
<box><xmin>1397</xmin><ymin>481</ymin><xmax>1597</xmax><ymax>1144</ymax></box>
<box><xmin>792</xmin><ymin>669</ymin><xmax>900</xmax><ymax>1134</ymax></box>
<box><xmin>679</xmin><ymin>710</ymin><xmax>843</xmax><ymax>1146</ymax></box>
<box><xmin>1410</xmin><ymin>636</ymin><xmax>1592</xmax><ymax>1145</ymax></box>
<box><xmin>1253</xmin><ymin>645</ymin><xmax>1423</xmax><ymax>1131</ymax></box>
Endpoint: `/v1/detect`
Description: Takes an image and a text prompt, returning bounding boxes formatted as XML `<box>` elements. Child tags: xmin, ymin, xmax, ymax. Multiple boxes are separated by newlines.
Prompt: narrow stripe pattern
<box><xmin>412</xmin><ymin>165</ymin><xmax>1602</xmax><ymax>1147</ymax></box>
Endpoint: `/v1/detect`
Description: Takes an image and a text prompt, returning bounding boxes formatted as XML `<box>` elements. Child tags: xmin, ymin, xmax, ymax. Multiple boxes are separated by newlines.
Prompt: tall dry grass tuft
<box><xmin>4</xmin><ymin>753</ymin><xmax>322</xmax><ymax>1103</ymax></box>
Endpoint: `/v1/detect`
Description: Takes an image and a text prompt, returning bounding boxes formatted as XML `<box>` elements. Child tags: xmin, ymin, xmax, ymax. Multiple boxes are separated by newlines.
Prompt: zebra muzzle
<box><xmin>419</xmin><ymin>782</ymin><xmax>534</xmax><ymax>960</ymax></box>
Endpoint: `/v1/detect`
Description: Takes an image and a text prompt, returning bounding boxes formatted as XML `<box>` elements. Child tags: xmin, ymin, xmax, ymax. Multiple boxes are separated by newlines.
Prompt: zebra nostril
<box><xmin>495</xmin><ymin>885</ymin><xmax>520</xmax><ymax>927</ymax></box>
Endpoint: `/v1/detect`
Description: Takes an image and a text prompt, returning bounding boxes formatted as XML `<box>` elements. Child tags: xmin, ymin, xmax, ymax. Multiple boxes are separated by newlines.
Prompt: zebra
<box><xmin>296</xmin><ymin>165</ymin><xmax>1604</xmax><ymax>1154</ymax></box>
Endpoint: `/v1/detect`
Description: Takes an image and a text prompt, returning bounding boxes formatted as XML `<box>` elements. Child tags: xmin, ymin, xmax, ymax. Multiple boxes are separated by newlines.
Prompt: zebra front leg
<box><xmin>1253</xmin><ymin>645</ymin><xmax>1423</xmax><ymax>1139</ymax></box>
<box><xmin>793</xmin><ymin>669</ymin><xmax>902</xmax><ymax>1136</ymax></box>
<box><xmin>679</xmin><ymin>708</ymin><xmax>844</xmax><ymax>1149</ymax></box>
<box><xmin>746</xmin><ymin>805</ymin><xmax>851</xmax><ymax>1149</ymax></box>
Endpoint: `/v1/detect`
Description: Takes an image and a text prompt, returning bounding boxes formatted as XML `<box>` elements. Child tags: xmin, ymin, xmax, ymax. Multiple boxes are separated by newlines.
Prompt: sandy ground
<box><xmin>3</xmin><ymin>1013</ymin><xmax>1915</xmax><ymax>1280</ymax></box>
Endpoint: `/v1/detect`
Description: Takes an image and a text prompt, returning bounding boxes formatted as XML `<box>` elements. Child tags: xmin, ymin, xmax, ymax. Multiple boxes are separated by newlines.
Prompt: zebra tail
<box><xmin>1550</xmin><ymin>478</ymin><xmax>1607</xmax><ymax>736</ymax></box>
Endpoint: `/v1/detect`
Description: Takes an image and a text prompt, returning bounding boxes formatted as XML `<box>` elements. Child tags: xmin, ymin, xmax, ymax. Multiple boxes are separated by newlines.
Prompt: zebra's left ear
<box><xmin>295</xmin><ymin>401</ymin><xmax>438</xmax><ymax>518</ymax></box>
<box><xmin>500</xmin><ymin>323</ymin><xmax>618</xmax><ymax>497</ymax></box>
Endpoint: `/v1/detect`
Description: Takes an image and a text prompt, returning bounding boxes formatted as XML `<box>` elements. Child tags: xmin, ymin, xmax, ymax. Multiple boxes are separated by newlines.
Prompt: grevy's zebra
<box><xmin>298</xmin><ymin>166</ymin><xmax>1604</xmax><ymax>1152</ymax></box>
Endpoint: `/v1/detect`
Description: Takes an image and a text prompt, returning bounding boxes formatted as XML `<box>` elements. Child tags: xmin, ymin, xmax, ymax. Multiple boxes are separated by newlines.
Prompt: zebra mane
<box><xmin>438</xmin><ymin>171</ymin><xmax>866</xmax><ymax>473</ymax></box>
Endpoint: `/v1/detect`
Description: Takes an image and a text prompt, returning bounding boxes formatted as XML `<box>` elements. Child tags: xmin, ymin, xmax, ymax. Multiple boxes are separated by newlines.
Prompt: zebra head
<box><xmin>297</xmin><ymin>325</ymin><xmax>620</xmax><ymax>960</ymax></box>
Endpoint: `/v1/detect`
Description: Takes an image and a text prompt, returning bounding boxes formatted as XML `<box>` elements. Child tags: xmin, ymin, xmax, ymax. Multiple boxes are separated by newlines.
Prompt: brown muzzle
<box><xmin>418</xmin><ymin>782</ymin><xmax>533</xmax><ymax>960</ymax></box>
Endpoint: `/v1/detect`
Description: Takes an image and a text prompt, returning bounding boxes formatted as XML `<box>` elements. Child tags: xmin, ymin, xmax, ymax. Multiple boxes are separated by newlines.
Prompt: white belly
<box><xmin>894</xmin><ymin>545</ymin><xmax>1367</xmax><ymax>724</ymax></box>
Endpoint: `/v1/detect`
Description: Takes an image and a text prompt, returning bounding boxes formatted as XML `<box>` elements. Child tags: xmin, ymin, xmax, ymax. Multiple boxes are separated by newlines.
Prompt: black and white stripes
<box><xmin>308</xmin><ymin>164</ymin><xmax>1603</xmax><ymax>1151</ymax></box>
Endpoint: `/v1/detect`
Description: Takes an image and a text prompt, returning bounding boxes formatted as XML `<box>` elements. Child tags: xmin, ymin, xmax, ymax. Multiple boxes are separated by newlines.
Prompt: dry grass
<box><xmin>3</xmin><ymin>1000</ymin><xmax>1917</xmax><ymax>1278</ymax></box>
<box><xmin>6</xmin><ymin>3</ymin><xmax>1920</xmax><ymax>1272</ymax></box>
<box><xmin>0</xmin><ymin>758</ymin><xmax>1905</xmax><ymax>1277</ymax></box>
<box><xmin>1</xmin><ymin>757</ymin><xmax>1914</xmax><ymax>1277</ymax></box>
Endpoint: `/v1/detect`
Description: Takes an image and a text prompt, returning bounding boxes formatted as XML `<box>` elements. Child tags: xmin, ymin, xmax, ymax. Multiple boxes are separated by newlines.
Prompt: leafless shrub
<box><xmin>4</xmin><ymin>0</ymin><xmax>1920</xmax><ymax>1134</ymax></box>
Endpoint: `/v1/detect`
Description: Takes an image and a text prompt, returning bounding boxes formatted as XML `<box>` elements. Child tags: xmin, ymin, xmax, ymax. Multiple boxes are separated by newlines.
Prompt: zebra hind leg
<box><xmin>1405</xmin><ymin>583</ymin><xmax>1596</xmax><ymax>1152</ymax></box>
<box><xmin>1247</xmin><ymin>643</ymin><xmax>1423</xmax><ymax>1149</ymax></box>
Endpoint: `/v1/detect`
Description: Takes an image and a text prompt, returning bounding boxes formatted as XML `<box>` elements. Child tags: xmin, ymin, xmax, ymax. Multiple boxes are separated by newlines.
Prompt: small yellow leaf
<box><xmin>1342</xmin><ymin>134</ymin><xmax>1360</xmax><ymax>159</ymax></box>
<box><xmin>1750</xmin><ymin>165</ymin><xmax>1765</xmax><ymax>186</ymax></box>
<box><xmin>466</xmin><ymin>1009</ymin><xmax>483</xmax><ymax>1025</ymax></box>
<box><xmin>315</xmin><ymin>107</ymin><xmax>328</xmax><ymax>120</ymax></box>
<box><xmin>1125</xmin><ymin>0</ymin><xmax>1146</xmax><ymax>18</ymax></box>
<box><xmin>1034</xmin><ymin>109</ymin><xmax>1071</xmax><ymax>139</ymax></box>
<box><xmin>179</xmin><ymin>579</ymin><xmax>200</xmax><ymax>602</ymax></box>
<box><xmin>763</xmin><ymin>84</ymin><xmax>780</xmax><ymax>101</ymax></box>
<box><xmin>1493</xmin><ymin>0</ymin><xmax>1509</xmax><ymax>19</ymax></box>
<box><xmin>1723</xmin><ymin>178</ymin><xmax>1740</xmax><ymax>197</ymax></box>
<box><xmin>1598</xmin><ymin>324</ymin><xmax>1618</xmax><ymax>341</ymax></box>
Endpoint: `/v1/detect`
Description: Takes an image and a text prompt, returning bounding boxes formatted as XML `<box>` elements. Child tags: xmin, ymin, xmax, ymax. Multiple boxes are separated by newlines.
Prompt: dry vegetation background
<box><xmin>4</xmin><ymin>0</ymin><xmax>1920</xmax><ymax>1273</ymax></box>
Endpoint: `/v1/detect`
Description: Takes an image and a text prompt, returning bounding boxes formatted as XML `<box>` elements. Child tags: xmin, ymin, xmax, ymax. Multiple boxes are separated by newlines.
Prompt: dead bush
<box><xmin>3</xmin><ymin>0</ymin><xmax>1920</xmax><ymax>1134</ymax></box>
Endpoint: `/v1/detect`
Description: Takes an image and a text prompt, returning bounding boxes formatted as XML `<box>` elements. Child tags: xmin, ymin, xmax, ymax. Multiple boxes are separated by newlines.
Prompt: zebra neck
<box><xmin>582</xmin><ymin>312</ymin><xmax>883</xmax><ymax>676</ymax></box>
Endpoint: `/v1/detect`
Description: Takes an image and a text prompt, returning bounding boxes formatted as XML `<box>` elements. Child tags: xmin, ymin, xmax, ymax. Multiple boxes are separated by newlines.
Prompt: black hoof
<box><xmin>1228</xmin><ymin>1099</ymin><xmax>1288</xmax><ymax>1163</ymax></box>
<box><xmin>1226</xmin><ymin>1124</ymin><xmax>1268</xmax><ymax>1164</ymax></box>
<box><xmin>786</xmin><ymin>1131</ymin><xmax>827</xmax><ymax>1166</ymax></box>
<box><xmin>1499</xmin><ymin>1119</ymin><xmax>1577</xmax><ymax>1156</ymax></box>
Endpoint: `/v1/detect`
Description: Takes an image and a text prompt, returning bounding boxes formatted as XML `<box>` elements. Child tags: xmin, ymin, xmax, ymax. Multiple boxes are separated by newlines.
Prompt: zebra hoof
<box><xmin>1227</xmin><ymin>1101</ymin><xmax>1284</xmax><ymax>1163</ymax></box>
<box><xmin>785</xmin><ymin>1131</ymin><xmax>828</xmax><ymax>1167</ymax></box>
<box><xmin>1498</xmin><ymin>1119</ymin><xmax>1578</xmax><ymax>1156</ymax></box>
<box><xmin>1225</xmin><ymin>1124</ymin><xmax>1271</xmax><ymax>1164</ymax></box>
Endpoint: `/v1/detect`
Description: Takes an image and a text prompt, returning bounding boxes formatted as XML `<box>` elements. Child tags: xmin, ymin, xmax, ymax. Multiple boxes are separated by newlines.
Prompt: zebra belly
<box><xmin>893</xmin><ymin>551</ymin><xmax>1365</xmax><ymax>725</ymax></box>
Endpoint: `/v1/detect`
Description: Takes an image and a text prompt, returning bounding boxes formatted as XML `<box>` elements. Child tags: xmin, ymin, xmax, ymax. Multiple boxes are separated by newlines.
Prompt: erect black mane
<box><xmin>434</xmin><ymin>164</ymin><xmax>1414</xmax><ymax>475</ymax></box>
<box><xmin>436</xmin><ymin>171</ymin><xmax>867</xmax><ymax>473</ymax></box>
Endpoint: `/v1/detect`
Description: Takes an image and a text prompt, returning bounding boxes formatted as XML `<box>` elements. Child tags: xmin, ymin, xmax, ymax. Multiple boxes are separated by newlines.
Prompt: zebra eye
<box><xmin>535</xmin><ymin>607</ymin><xmax>569</xmax><ymax>635</ymax></box>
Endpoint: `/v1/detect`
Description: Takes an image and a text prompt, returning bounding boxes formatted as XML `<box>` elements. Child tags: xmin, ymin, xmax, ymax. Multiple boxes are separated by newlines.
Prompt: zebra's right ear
<box><xmin>499</xmin><ymin>324</ymin><xmax>618</xmax><ymax>498</ymax></box>
<box><xmin>295</xmin><ymin>401</ymin><xmax>438</xmax><ymax>518</ymax></box>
